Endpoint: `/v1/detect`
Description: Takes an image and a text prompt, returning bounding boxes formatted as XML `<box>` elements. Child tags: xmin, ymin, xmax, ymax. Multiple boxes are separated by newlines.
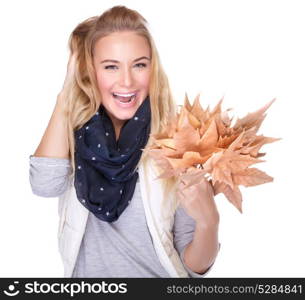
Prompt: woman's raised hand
<box><xmin>33</xmin><ymin>53</ymin><xmax>76</xmax><ymax>158</ymax></box>
<box><xmin>58</xmin><ymin>52</ymin><xmax>77</xmax><ymax>98</ymax></box>
<box><xmin>176</xmin><ymin>172</ymin><xmax>220</xmax><ymax>228</ymax></box>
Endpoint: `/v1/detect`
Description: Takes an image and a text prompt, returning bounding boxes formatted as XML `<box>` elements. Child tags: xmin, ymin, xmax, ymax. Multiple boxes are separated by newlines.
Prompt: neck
<box><xmin>109</xmin><ymin>116</ymin><xmax>125</xmax><ymax>141</ymax></box>
<box><xmin>114</xmin><ymin>127</ymin><xmax>120</xmax><ymax>141</ymax></box>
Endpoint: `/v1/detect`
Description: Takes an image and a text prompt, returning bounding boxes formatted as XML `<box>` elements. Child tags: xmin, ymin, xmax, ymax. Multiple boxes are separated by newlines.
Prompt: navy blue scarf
<box><xmin>74</xmin><ymin>96</ymin><xmax>151</xmax><ymax>222</ymax></box>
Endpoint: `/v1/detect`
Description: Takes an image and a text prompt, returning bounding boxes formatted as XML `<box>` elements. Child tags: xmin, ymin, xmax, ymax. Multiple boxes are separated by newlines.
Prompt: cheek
<box><xmin>137</xmin><ymin>72</ymin><xmax>150</xmax><ymax>89</ymax></box>
<box><xmin>96</xmin><ymin>74</ymin><xmax>114</xmax><ymax>94</ymax></box>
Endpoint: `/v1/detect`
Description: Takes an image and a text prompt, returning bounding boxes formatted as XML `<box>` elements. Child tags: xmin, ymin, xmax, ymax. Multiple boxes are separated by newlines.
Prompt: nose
<box><xmin>119</xmin><ymin>67</ymin><xmax>134</xmax><ymax>88</ymax></box>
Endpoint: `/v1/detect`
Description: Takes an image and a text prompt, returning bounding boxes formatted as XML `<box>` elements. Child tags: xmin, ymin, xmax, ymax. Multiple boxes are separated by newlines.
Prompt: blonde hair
<box><xmin>62</xmin><ymin>5</ymin><xmax>179</xmax><ymax>210</ymax></box>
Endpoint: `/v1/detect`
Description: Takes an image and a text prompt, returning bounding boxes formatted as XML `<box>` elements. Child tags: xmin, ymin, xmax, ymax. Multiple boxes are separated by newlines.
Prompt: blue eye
<box><xmin>105</xmin><ymin>65</ymin><xmax>117</xmax><ymax>70</ymax></box>
<box><xmin>104</xmin><ymin>63</ymin><xmax>147</xmax><ymax>70</ymax></box>
<box><xmin>135</xmin><ymin>63</ymin><xmax>146</xmax><ymax>68</ymax></box>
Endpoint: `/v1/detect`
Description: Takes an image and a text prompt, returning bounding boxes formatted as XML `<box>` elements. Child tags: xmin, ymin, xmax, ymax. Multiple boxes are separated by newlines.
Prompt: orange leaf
<box><xmin>198</xmin><ymin>119</ymin><xmax>219</xmax><ymax>150</ymax></box>
<box><xmin>144</xmin><ymin>94</ymin><xmax>280</xmax><ymax>214</ymax></box>
<box><xmin>188</xmin><ymin>113</ymin><xmax>201</xmax><ymax>129</ymax></box>
<box><xmin>173</xmin><ymin>123</ymin><xmax>201</xmax><ymax>153</ymax></box>
<box><xmin>177</xmin><ymin>106</ymin><xmax>190</xmax><ymax>130</ymax></box>
<box><xmin>190</xmin><ymin>93</ymin><xmax>207</xmax><ymax>122</ymax></box>
<box><xmin>233</xmin><ymin>98</ymin><xmax>276</xmax><ymax>130</ymax></box>
<box><xmin>213</xmin><ymin>181</ymin><xmax>243</xmax><ymax>213</ymax></box>
<box><xmin>232</xmin><ymin>168</ymin><xmax>273</xmax><ymax>186</ymax></box>
<box><xmin>167</xmin><ymin>151</ymin><xmax>207</xmax><ymax>170</ymax></box>
<box><xmin>203</xmin><ymin>150</ymin><xmax>265</xmax><ymax>189</ymax></box>
<box><xmin>214</xmin><ymin>114</ymin><xmax>229</xmax><ymax>137</ymax></box>
<box><xmin>210</xmin><ymin>96</ymin><xmax>224</xmax><ymax>117</ymax></box>
<box><xmin>154</xmin><ymin>138</ymin><xmax>177</xmax><ymax>150</ymax></box>
<box><xmin>183</xmin><ymin>92</ymin><xmax>192</xmax><ymax>111</ymax></box>
<box><xmin>179</xmin><ymin>167</ymin><xmax>207</xmax><ymax>189</ymax></box>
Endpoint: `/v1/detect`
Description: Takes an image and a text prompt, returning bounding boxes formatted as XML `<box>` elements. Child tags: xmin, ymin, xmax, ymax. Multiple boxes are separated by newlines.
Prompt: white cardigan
<box><xmin>57</xmin><ymin>158</ymin><xmax>190</xmax><ymax>277</ymax></box>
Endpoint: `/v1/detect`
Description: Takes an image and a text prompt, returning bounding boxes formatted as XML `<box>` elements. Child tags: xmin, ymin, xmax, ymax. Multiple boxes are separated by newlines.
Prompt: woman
<box><xmin>29</xmin><ymin>5</ymin><xmax>220</xmax><ymax>278</ymax></box>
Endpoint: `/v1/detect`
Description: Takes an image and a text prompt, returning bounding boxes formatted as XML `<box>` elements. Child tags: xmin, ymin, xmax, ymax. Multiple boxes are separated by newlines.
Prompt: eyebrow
<box><xmin>100</xmin><ymin>56</ymin><xmax>151</xmax><ymax>64</ymax></box>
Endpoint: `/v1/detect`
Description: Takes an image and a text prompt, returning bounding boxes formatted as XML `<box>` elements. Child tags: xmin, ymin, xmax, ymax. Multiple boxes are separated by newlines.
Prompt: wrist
<box><xmin>56</xmin><ymin>94</ymin><xmax>68</xmax><ymax>112</ymax></box>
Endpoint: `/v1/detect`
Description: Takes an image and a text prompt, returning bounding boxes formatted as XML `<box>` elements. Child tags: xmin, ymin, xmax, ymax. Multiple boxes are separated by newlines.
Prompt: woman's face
<box><xmin>93</xmin><ymin>31</ymin><xmax>151</xmax><ymax>130</ymax></box>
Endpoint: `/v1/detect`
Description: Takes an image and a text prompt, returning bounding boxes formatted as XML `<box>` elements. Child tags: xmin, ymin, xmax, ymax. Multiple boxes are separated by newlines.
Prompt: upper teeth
<box><xmin>113</xmin><ymin>92</ymin><xmax>136</xmax><ymax>97</ymax></box>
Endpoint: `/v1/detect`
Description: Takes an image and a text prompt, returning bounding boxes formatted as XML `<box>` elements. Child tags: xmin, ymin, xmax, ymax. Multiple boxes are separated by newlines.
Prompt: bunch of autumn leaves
<box><xmin>144</xmin><ymin>94</ymin><xmax>280</xmax><ymax>213</ymax></box>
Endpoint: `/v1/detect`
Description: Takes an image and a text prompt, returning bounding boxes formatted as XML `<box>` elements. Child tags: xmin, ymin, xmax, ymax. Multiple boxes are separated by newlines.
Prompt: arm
<box><xmin>30</xmin><ymin>94</ymin><xmax>72</xmax><ymax>196</ymax></box>
<box><xmin>33</xmin><ymin>95</ymin><xmax>69</xmax><ymax>159</ymax></box>
<box><xmin>176</xmin><ymin>173</ymin><xmax>220</xmax><ymax>275</ymax></box>
<box><xmin>29</xmin><ymin>156</ymin><xmax>72</xmax><ymax>197</ymax></box>
<box><xmin>173</xmin><ymin>205</ymin><xmax>220</xmax><ymax>277</ymax></box>
<box><xmin>30</xmin><ymin>96</ymin><xmax>72</xmax><ymax>196</ymax></box>
<box><xmin>33</xmin><ymin>53</ymin><xmax>76</xmax><ymax>159</ymax></box>
<box><xmin>183</xmin><ymin>222</ymin><xmax>219</xmax><ymax>274</ymax></box>
<box><xmin>29</xmin><ymin>53</ymin><xmax>76</xmax><ymax>197</ymax></box>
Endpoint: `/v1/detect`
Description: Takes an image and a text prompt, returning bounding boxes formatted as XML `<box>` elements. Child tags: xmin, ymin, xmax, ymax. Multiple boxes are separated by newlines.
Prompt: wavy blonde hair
<box><xmin>62</xmin><ymin>5</ymin><xmax>179</xmax><ymax>210</ymax></box>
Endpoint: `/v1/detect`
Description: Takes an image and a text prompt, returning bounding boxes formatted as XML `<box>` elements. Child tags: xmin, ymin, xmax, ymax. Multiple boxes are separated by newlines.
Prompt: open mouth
<box><xmin>112</xmin><ymin>92</ymin><xmax>137</xmax><ymax>103</ymax></box>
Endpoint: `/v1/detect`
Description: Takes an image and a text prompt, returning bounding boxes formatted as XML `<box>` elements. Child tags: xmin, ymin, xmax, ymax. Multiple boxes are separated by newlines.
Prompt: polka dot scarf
<box><xmin>74</xmin><ymin>95</ymin><xmax>151</xmax><ymax>222</ymax></box>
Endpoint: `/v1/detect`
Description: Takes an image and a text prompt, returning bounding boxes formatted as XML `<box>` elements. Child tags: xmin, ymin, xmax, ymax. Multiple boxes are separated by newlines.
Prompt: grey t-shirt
<box><xmin>29</xmin><ymin>155</ymin><xmax>212</xmax><ymax>278</ymax></box>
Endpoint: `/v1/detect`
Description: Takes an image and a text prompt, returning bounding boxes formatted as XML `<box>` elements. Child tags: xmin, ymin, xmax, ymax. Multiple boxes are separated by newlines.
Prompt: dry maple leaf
<box><xmin>145</xmin><ymin>93</ymin><xmax>281</xmax><ymax>213</ymax></box>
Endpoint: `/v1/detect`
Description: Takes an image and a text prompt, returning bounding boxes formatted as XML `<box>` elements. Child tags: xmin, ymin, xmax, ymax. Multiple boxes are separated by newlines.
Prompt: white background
<box><xmin>0</xmin><ymin>0</ymin><xmax>304</xmax><ymax>277</ymax></box>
